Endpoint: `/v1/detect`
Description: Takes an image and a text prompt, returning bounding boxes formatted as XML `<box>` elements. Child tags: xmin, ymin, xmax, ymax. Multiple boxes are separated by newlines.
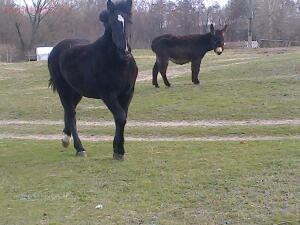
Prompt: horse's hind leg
<box><xmin>104</xmin><ymin>95</ymin><xmax>127</xmax><ymax>160</ymax></box>
<box><xmin>67</xmin><ymin>94</ymin><xmax>85</xmax><ymax>156</ymax></box>
<box><xmin>152</xmin><ymin>61</ymin><xmax>160</xmax><ymax>88</ymax></box>
<box><xmin>62</xmin><ymin>94</ymin><xmax>82</xmax><ymax>148</ymax></box>
<box><xmin>56</xmin><ymin>80</ymin><xmax>85</xmax><ymax>156</ymax></box>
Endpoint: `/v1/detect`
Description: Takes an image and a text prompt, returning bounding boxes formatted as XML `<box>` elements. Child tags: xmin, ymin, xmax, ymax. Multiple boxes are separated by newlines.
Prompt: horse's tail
<box><xmin>151</xmin><ymin>38</ymin><xmax>157</xmax><ymax>52</ymax></box>
<box><xmin>47</xmin><ymin>54</ymin><xmax>58</xmax><ymax>93</ymax></box>
<box><xmin>48</xmin><ymin>77</ymin><xmax>57</xmax><ymax>93</ymax></box>
<box><xmin>47</xmin><ymin>45</ymin><xmax>60</xmax><ymax>93</ymax></box>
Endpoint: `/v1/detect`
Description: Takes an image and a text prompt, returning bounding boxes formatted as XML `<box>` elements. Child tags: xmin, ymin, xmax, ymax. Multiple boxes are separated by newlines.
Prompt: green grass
<box><xmin>1</xmin><ymin>48</ymin><xmax>300</xmax><ymax>224</ymax></box>
<box><xmin>0</xmin><ymin>140</ymin><xmax>299</xmax><ymax>224</ymax></box>
<box><xmin>0</xmin><ymin>48</ymin><xmax>299</xmax><ymax>121</ymax></box>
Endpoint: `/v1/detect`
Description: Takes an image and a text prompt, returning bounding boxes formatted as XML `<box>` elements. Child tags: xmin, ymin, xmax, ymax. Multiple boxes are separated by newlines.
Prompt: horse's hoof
<box><xmin>76</xmin><ymin>151</ymin><xmax>87</xmax><ymax>157</ymax></box>
<box><xmin>193</xmin><ymin>80</ymin><xmax>200</xmax><ymax>85</ymax></box>
<box><xmin>154</xmin><ymin>84</ymin><xmax>160</xmax><ymax>88</ymax></box>
<box><xmin>61</xmin><ymin>134</ymin><xmax>71</xmax><ymax>148</ymax></box>
<box><xmin>113</xmin><ymin>153</ymin><xmax>124</xmax><ymax>161</ymax></box>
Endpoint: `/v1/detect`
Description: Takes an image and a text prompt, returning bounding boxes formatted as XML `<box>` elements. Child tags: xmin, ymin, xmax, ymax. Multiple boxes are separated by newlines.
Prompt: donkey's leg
<box><xmin>104</xmin><ymin>96</ymin><xmax>127</xmax><ymax>160</ymax></box>
<box><xmin>152</xmin><ymin>61</ymin><xmax>160</xmax><ymax>88</ymax></box>
<box><xmin>159</xmin><ymin>59</ymin><xmax>171</xmax><ymax>87</ymax></box>
<box><xmin>191</xmin><ymin>59</ymin><xmax>201</xmax><ymax>85</ymax></box>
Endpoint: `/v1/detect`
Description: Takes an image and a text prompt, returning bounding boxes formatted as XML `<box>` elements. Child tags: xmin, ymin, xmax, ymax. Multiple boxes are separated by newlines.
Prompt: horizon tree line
<box><xmin>0</xmin><ymin>0</ymin><xmax>300</xmax><ymax>61</ymax></box>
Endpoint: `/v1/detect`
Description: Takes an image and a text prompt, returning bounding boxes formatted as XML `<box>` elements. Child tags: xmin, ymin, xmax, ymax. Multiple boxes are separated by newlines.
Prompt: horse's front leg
<box><xmin>104</xmin><ymin>96</ymin><xmax>127</xmax><ymax>161</ymax></box>
<box><xmin>191</xmin><ymin>59</ymin><xmax>201</xmax><ymax>85</ymax></box>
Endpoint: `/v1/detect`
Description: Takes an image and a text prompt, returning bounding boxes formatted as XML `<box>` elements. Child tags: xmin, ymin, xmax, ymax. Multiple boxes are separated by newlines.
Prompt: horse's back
<box><xmin>48</xmin><ymin>39</ymin><xmax>90</xmax><ymax>66</ymax></box>
<box><xmin>48</xmin><ymin>39</ymin><xmax>90</xmax><ymax>91</ymax></box>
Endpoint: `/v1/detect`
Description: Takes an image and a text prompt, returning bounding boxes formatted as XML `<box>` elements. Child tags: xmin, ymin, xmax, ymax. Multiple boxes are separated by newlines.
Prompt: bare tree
<box><xmin>15</xmin><ymin>0</ymin><xmax>58</xmax><ymax>55</ymax></box>
<box><xmin>1</xmin><ymin>0</ymin><xmax>300</xmax><ymax>61</ymax></box>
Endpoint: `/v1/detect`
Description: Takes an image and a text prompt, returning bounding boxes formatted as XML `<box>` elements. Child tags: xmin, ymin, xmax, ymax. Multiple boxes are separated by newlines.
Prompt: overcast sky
<box><xmin>204</xmin><ymin>0</ymin><xmax>229</xmax><ymax>7</ymax></box>
<box><xmin>19</xmin><ymin>0</ymin><xmax>230</xmax><ymax>8</ymax></box>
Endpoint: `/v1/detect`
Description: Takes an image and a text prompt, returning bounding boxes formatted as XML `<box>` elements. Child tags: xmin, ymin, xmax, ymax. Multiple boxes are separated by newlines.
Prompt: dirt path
<box><xmin>2</xmin><ymin>118</ymin><xmax>299</xmax><ymax>142</ymax></box>
<box><xmin>1</xmin><ymin>119</ymin><xmax>300</xmax><ymax>127</ymax></box>
<box><xmin>0</xmin><ymin>133</ymin><xmax>299</xmax><ymax>142</ymax></box>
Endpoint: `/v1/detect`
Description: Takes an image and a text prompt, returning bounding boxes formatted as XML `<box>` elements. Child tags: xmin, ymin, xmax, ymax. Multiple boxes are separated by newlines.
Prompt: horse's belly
<box><xmin>170</xmin><ymin>58</ymin><xmax>190</xmax><ymax>65</ymax></box>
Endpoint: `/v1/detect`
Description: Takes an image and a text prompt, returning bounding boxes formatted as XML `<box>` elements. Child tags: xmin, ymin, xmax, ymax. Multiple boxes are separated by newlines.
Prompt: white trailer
<box><xmin>36</xmin><ymin>47</ymin><xmax>53</xmax><ymax>61</ymax></box>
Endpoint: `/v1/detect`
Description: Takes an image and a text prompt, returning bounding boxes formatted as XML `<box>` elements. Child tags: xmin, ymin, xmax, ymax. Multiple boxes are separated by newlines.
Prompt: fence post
<box><xmin>248</xmin><ymin>0</ymin><xmax>253</xmax><ymax>48</ymax></box>
<box><xmin>6</xmin><ymin>49</ymin><xmax>9</xmax><ymax>63</ymax></box>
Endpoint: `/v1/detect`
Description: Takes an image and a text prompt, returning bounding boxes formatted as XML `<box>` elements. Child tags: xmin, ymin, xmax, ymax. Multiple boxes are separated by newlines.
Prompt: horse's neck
<box><xmin>94</xmin><ymin>27</ymin><xmax>116</xmax><ymax>51</ymax></box>
<box><xmin>103</xmin><ymin>27</ymin><xmax>113</xmax><ymax>41</ymax></box>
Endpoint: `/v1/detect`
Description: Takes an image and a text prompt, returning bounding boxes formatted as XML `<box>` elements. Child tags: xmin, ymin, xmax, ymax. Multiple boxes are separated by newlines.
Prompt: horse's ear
<box><xmin>127</xmin><ymin>0</ymin><xmax>132</xmax><ymax>8</ymax></box>
<box><xmin>107</xmin><ymin>0</ymin><xmax>115</xmax><ymax>13</ymax></box>
<box><xmin>222</xmin><ymin>24</ymin><xmax>228</xmax><ymax>33</ymax></box>
<box><xmin>210</xmin><ymin>24</ymin><xmax>215</xmax><ymax>34</ymax></box>
<box><xmin>99</xmin><ymin>11</ymin><xmax>109</xmax><ymax>23</ymax></box>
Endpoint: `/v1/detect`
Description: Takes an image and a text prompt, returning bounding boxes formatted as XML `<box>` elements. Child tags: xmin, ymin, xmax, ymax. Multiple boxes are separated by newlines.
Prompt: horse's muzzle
<box><xmin>118</xmin><ymin>49</ymin><xmax>131</xmax><ymax>60</ymax></box>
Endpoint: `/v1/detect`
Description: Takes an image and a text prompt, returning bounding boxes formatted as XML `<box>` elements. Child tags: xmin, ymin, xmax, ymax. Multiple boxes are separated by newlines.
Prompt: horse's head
<box><xmin>210</xmin><ymin>24</ymin><xmax>228</xmax><ymax>55</ymax></box>
<box><xmin>100</xmin><ymin>0</ymin><xmax>132</xmax><ymax>57</ymax></box>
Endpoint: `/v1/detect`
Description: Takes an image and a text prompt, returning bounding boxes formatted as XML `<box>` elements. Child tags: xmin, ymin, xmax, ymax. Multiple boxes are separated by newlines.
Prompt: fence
<box><xmin>0</xmin><ymin>44</ymin><xmax>16</xmax><ymax>63</ymax></box>
<box><xmin>259</xmin><ymin>39</ymin><xmax>300</xmax><ymax>48</ymax></box>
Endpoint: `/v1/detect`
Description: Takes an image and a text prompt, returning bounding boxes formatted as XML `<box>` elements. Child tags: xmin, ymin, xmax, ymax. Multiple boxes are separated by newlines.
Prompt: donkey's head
<box><xmin>210</xmin><ymin>24</ymin><xmax>228</xmax><ymax>55</ymax></box>
<box><xmin>100</xmin><ymin>0</ymin><xmax>132</xmax><ymax>56</ymax></box>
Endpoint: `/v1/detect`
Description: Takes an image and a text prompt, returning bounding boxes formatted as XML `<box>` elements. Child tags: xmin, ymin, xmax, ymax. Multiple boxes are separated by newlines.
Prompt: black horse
<box><xmin>48</xmin><ymin>0</ymin><xmax>137</xmax><ymax>160</ymax></box>
<box><xmin>151</xmin><ymin>24</ymin><xmax>228</xmax><ymax>88</ymax></box>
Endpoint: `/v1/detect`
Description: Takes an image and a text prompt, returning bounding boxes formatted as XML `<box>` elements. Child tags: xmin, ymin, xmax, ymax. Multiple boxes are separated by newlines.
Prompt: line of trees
<box><xmin>0</xmin><ymin>0</ymin><xmax>300</xmax><ymax>61</ymax></box>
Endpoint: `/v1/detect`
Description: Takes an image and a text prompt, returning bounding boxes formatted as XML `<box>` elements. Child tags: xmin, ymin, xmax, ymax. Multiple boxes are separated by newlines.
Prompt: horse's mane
<box><xmin>99</xmin><ymin>0</ymin><xmax>132</xmax><ymax>25</ymax></box>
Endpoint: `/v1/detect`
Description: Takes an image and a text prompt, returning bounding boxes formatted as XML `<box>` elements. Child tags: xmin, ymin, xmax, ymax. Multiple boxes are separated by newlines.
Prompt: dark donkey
<box><xmin>151</xmin><ymin>24</ymin><xmax>228</xmax><ymax>88</ymax></box>
<box><xmin>48</xmin><ymin>0</ymin><xmax>137</xmax><ymax>160</ymax></box>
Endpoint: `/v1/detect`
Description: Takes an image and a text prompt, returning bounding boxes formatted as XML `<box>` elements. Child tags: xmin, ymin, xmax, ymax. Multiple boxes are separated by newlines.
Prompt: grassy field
<box><xmin>0</xmin><ymin>48</ymin><xmax>300</xmax><ymax>224</ymax></box>
<box><xmin>1</xmin><ymin>140</ymin><xmax>299</xmax><ymax>224</ymax></box>
<box><xmin>0</xmin><ymin>48</ymin><xmax>300</xmax><ymax>121</ymax></box>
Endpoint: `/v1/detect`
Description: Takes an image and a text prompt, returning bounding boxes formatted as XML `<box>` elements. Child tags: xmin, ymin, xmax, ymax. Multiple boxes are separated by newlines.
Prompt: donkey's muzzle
<box><xmin>215</xmin><ymin>47</ymin><xmax>223</xmax><ymax>55</ymax></box>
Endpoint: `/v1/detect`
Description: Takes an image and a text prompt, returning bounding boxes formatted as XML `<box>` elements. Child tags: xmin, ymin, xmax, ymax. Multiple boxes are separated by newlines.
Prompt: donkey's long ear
<box><xmin>210</xmin><ymin>24</ymin><xmax>215</xmax><ymax>34</ymax></box>
<box><xmin>107</xmin><ymin>0</ymin><xmax>115</xmax><ymax>13</ymax></box>
<box><xmin>222</xmin><ymin>24</ymin><xmax>228</xmax><ymax>33</ymax></box>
